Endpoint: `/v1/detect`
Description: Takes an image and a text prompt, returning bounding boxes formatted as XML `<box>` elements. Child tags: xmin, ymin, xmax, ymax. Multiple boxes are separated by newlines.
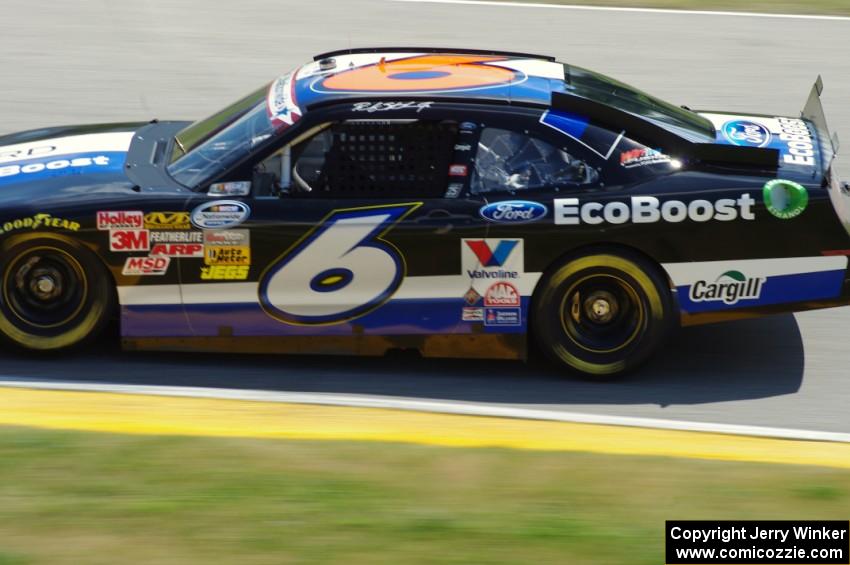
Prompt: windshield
<box><xmin>565</xmin><ymin>64</ymin><xmax>714</xmax><ymax>141</ymax></box>
<box><xmin>168</xmin><ymin>83</ymin><xmax>274</xmax><ymax>188</ymax></box>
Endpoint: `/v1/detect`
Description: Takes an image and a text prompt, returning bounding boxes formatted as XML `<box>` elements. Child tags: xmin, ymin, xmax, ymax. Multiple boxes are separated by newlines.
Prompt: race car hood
<box><xmin>0</xmin><ymin>122</ymin><xmax>146</xmax><ymax>202</ymax></box>
<box><xmin>697</xmin><ymin>112</ymin><xmax>823</xmax><ymax>177</ymax></box>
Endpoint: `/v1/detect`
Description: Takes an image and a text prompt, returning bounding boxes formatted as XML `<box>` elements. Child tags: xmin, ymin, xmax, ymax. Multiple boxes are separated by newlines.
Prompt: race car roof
<box><xmin>290</xmin><ymin>49</ymin><xmax>567</xmax><ymax>109</ymax></box>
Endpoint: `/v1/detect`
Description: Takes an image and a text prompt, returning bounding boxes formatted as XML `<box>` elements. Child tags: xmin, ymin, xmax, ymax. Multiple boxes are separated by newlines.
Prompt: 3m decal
<box><xmin>144</xmin><ymin>212</ymin><xmax>190</xmax><ymax>230</ymax></box>
<box><xmin>554</xmin><ymin>195</ymin><xmax>756</xmax><ymax>225</ymax></box>
<box><xmin>97</xmin><ymin>210</ymin><xmax>143</xmax><ymax>230</ymax></box>
<box><xmin>689</xmin><ymin>271</ymin><xmax>766</xmax><ymax>305</ymax></box>
<box><xmin>479</xmin><ymin>201</ymin><xmax>547</xmax><ymax>224</ymax></box>
<box><xmin>259</xmin><ymin>203</ymin><xmax>421</xmax><ymax>325</ymax></box>
<box><xmin>122</xmin><ymin>256</ymin><xmax>170</xmax><ymax>276</ymax></box>
<box><xmin>109</xmin><ymin>229</ymin><xmax>150</xmax><ymax>252</ymax></box>
<box><xmin>200</xmin><ymin>265</ymin><xmax>249</xmax><ymax>280</ymax></box>
<box><xmin>763</xmin><ymin>179</ymin><xmax>809</xmax><ymax>219</ymax></box>
<box><xmin>191</xmin><ymin>200</ymin><xmax>250</xmax><ymax>230</ymax></box>
<box><xmin>722</xmin><ymin>120</ymin><xmax>771</xmax><ymax>148</ymax></box>
<box><xmin>315</xmin><ymin>55</ymin><xmax>521</xmax><ymax>94</ymax></box>
<box><xmin>0</xmin><ymin>214</ymin><xmax>80</xmax><ymax>236</ymax></box>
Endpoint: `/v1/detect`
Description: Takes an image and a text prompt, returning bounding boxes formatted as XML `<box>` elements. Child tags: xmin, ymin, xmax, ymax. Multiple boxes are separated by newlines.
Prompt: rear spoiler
<box><xmin>802</xmin><ymin>76</ymin><xmax>840</xmax><ymax>168</ymax></box>
<box><xmin>550</xmin><ymin>91</ymin><xmax>779</xmax><ymax>169</ymax></box>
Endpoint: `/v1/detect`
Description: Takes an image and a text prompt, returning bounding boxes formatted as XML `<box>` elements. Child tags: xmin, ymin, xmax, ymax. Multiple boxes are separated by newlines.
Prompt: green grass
<box><xmin>0</xmin><ymin>427</ymin><xmax>848</xmax><ymax>564</ymax></box>
<box><xmin>491</xmin><ymin>0</ymin><xmax>850</xmax><ymax>17</ymax></box>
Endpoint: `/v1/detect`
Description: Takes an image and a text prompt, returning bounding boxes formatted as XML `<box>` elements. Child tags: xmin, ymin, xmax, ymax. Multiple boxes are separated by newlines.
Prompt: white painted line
<box><xmin>391</xmin><ymin>0</ymin><xmax>850</xmax><ymax>23</ymax></box>
<box><xmin>1</xmin><ymin>377</ymin><xmax>849</xmax><ymax>444</ymax></box>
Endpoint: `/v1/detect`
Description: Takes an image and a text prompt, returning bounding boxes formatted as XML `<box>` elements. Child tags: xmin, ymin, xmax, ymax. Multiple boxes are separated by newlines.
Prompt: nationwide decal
<box><xmin>722</xmin><ymin>120</ymin><xmax>771</xmax><ymax>148</ymax></box>
<box><xmin>150</xmin><ymin>231</ymin><xmax>203</xmax><ymax>243</ymax></box>
<box><xmin>0</xmin><ymin>213</ymin><xmax>80</xmax><ymax>236</ymax></box>
<box><xmin>144</xmin><ymin>211</ymin><xmax>191</xmax><ymax>230</ymax></box>
<box><xmin>777</xmin><ymin>117</ymin><xmax>816</xmax><ymax>167</ymax></box>
<box><xmin>479</xmin><ymin>200</ymin><xmax>547</xmax><ymax>223</ymax></box>
<box><xmin>763</xmin><ymin>179</ymin><xmax>809</xmax><ymax>219</ymax></box>
<box><xmin>203</xmin><ymin>229</ymin><xmax>250</xmax><ymax>266</ymax></box>
<box><xmin>191</xmin><ymin>200</ymin><xmax>250</xmax><ymax>230</ymax></box>
<box><xmin>553</xmin><ymin>195</ymin><xmax>756</xmax><ymax>225</ymax></box>
<box><xmin>200</xmin><ymin>265</ymin><xmax>250</xmax><ymax>280</ymax></box>
<box><xmin>484</xmin><ymin>281</ymin><xmax>520</xmax><ymax>307</ymax></box>
<box><xmin>462</xmin><ymin>307</ymin><xmax>484</xmax><ymax>322</ymax></box>
<box><xmin>98</xmin><ymin>210</ymin><xmax>143</xmax><ymax>230</ymax></box>
<box><xmin>109</xmin><ymin>229</ymin><xmax>150</xmax><ymax>252</ymax></box>
<box><xmin>484</xmin><ymin>307</ymin><xmax>521</xmax><ymax>326</ymax></box>
<box><xmin>619</xmin><ymin>148</ymin><xmax>673</xmax><ymax>169</ymax></box>
<box><xmin>150</xmin><ymin>243</ymin><xmax>204</xmax><ymax>257</ymax></box>
<box><xmin>122</xmin><ymin>256</ymin><xmax>170</xmax><ymax>276</ymax></box>
<box><xmin>689</xmin><ymin>270</ymin><xmax>766</xmax><ymax>305</ymax></box>
<box><xmin>462</xmin><ymin>239</ymin><xmax>523</xmax><ymax>281</ymax></box>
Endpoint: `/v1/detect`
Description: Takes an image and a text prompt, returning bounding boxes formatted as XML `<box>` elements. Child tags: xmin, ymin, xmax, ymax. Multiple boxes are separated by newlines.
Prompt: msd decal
<box><xmin>122</xmin><ymin>256</ymin><xmax>170</xmax><ymax>276</ymax></box>
<box><xmin>151</xmin><ymin>243</ymin><xmax>204</xmax><ymax>258</ymax></box>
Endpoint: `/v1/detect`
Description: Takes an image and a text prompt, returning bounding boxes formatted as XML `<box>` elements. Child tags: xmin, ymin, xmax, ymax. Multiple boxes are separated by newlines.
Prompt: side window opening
<box><xmin>471</xmin><ymin>127</ymin><xmax>599</xmax><ymax>194</ymax></box>
<box><xmin>287</xmin><ymin>120</ymin><xmax>458</xmax><ymax>199</ymax></box>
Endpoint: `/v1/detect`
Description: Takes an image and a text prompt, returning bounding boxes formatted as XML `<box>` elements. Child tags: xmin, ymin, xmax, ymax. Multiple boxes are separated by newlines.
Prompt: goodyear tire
<box><xmin>532</xmin><ymin>250</ymin><xmax>675</xmax><ymax>378</ymax></box>
<box><xmin>0</xmin><ymin>236</ymin><xmax>115</xmax><ymax>352</ymax></box>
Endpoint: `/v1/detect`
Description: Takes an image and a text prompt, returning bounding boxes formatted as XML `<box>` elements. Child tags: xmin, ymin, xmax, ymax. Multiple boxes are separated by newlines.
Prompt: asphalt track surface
<box><xmin>2</xmin><ymin>0</ymin><xmax>850</xmax><ymax>435</ymax></box>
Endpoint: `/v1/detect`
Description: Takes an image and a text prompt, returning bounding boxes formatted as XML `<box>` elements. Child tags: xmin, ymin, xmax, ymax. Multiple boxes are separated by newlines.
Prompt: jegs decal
<box><xmin>259</xmin><ymin>203</ymin><xmax>421</xmax><ymax>325</ymax></box>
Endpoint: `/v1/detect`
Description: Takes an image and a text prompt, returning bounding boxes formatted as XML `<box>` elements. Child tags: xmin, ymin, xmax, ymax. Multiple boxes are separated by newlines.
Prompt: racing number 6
<box><xmin>258</xmin><ymin>203</ymin><xmax>420</xmax><ymax>325</ymax></box>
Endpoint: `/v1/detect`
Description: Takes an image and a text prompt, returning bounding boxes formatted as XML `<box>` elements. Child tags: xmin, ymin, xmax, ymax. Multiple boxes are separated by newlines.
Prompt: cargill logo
<box><xmin>689</xmin><ymin>270</ymin><xmax>766</xmax><ymax>305</ymax></box>
<box><xmin>465</xmin><ymin>240</ymin><xmax>518</xmax><ymax>267</ymax></box>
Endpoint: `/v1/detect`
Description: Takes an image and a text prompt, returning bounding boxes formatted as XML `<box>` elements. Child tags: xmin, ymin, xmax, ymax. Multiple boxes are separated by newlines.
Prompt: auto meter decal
<box><xmin>313</xmin><ymin>54</ymin><xmax>523</xmax><ymax>94</ymax></box>
<box><xmin>190</xmin><ymin>200</ymin><xmax>250</xmax><ymax>229</ymax></box>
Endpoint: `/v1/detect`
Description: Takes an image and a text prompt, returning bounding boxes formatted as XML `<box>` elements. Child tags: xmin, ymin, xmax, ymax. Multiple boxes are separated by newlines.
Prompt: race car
<box><xmin>0</xmin><ymin>47</ymin><xmax>848</xmax><ymax>378</ymax></box>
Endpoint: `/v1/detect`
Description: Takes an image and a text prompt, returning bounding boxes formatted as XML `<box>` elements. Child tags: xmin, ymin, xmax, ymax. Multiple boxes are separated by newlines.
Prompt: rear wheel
<box><xmin>532</xmin><ymin>250</ymin><xmax>675</xmax><ymax>378</ymax></box>
<box><xmin>0</xmin><ymin>236</ymin><xmax>115</xmax><ymax>351</ymax></box>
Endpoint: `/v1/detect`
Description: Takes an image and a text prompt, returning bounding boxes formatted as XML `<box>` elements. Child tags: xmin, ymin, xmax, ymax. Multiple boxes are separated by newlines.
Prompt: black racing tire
<box><xmin>531</xmin><ymin>249</ymin><xmax>676</xmax><ymax>379</ymax></box>
<box><xmin>0</xmin><ymin>235</ymin><xmax>115</xmax><ymax>352</ymax></box>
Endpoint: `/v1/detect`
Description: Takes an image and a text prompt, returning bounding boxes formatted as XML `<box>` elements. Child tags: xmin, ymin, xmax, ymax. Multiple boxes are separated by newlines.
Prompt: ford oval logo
<box><xmin>191</xmin><ymin>200</ymin><xmax>250</xmax><ymax>229</ymax></box>
<box><xmin>722</xmin><ymin>120</ymin><xmax>771</xmax><ymax>148</ymax></box>
<box><xmin>479</xmin><ymin>200</ymin><xmax>547</xmax><ymax>223</ymax></box>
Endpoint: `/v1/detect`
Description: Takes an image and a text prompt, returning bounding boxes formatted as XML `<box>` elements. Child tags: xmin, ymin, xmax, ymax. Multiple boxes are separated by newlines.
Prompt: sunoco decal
<box><xmin>554</xmin><ymin>195</ymin><xmax>756</xmax><ymax>225</ymax></box>
<box><xmin>763</xmin><ymin>179</ymin><xmax>808</xmax><ymax>220</ymax></box>
<box><xmin>479</xmin><ymin>201</ymin><xmax>547</xmax><ymax>224</ymax></box>
<box><xmin>191</xmin><ymin>200</ymin><xmax>250</xmax><ymax>229</ymax></box>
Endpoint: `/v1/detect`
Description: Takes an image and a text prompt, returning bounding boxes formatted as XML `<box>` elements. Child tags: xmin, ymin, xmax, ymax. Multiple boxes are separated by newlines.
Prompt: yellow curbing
<box><xmin>0</xmin><ymin>387</ymin><xmax>849</xmax><ymax>468</ymax></box>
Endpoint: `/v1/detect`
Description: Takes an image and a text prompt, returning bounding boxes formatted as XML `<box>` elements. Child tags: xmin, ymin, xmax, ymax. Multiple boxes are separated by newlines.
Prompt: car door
<box><xmin>181</xmin><ymin>113</ymin><xmax>488</xmax><ymax>341</ymax></box>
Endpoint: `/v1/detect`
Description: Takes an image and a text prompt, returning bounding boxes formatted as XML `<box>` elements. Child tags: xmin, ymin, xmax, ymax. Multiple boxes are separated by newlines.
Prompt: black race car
<box><xmin>0</xmin><ymin>47</ymin><xmax>847</xmax><ymax>378</ymax></box>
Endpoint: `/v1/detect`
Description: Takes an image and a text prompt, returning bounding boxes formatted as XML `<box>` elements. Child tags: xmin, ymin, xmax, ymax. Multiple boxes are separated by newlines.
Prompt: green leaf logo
<box><xmin>718</xmin><ymin>270</ymin><xmax>746</xmax><ymax>282</ymax></box>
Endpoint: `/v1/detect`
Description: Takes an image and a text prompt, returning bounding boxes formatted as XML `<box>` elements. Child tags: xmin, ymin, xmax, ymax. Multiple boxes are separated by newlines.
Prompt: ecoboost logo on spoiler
<box><xmin>689</xmin><ymin>270</ymin><xmax>766</xmax><ymax>305</ymax></box>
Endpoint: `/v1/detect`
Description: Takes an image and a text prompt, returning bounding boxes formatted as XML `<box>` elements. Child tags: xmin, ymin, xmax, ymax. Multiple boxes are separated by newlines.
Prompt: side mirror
<box><xmin>209</xmin><ymin>181</ymin><xmax>251</xmax><ymax>197</ymax></box>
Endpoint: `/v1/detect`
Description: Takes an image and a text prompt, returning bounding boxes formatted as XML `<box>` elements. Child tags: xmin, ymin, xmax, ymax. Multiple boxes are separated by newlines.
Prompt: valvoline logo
<box><xmin>479</xmin><ymin>200</ymin><xmax>547</xmax><ymax>224</ymax></box>
<box><xmin>465</xmin><ymin>240</ymin><xmax>518</xmax><ymax>267</ymax></box>
<box><xmin>722</xmin><ymin>120</ymin><xmax>771</xmax><ymax>148</ymax></box>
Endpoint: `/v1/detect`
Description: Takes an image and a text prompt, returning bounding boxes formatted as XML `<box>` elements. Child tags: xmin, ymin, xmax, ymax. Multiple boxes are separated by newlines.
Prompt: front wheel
<box><xmin>532</xmin><ymin>250</ymin><xmax>676</xmax><ymax>378</ymax></box>
<box><xmin>0</xmin><ymin>236</ymin><xmax>115</xmax><ymax>352</ymax></box>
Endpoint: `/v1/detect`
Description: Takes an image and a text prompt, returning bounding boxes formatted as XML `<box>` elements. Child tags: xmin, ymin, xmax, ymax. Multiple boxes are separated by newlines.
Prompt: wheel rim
<box><xmin>3</xmin><ymin>247</ymin><xmax>88</xmax><ymax>329</ymax></box>
<box><xmin>559</xmin><ymin>273</ymin><xmax>644</xmax><ymax>354</ymax></box>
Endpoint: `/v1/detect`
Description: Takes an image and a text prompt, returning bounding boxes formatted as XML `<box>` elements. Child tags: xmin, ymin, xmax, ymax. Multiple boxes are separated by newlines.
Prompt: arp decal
<box><xmin>314</xmin><ymin>55</ymin><xmax>522</xmax><ymax>94</ymax></box>
<box><xmin>259</xmin><ymin>203</ymin><xmax>421</xmax><ymax>325</ymax></box>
